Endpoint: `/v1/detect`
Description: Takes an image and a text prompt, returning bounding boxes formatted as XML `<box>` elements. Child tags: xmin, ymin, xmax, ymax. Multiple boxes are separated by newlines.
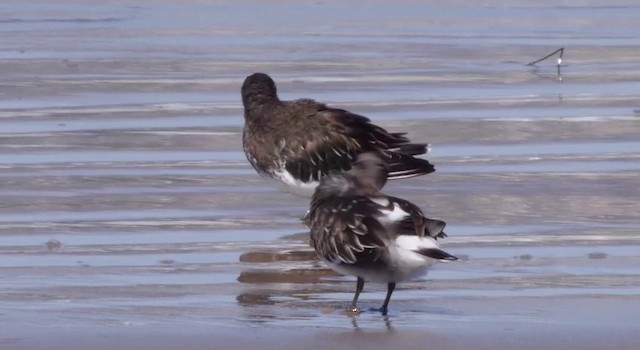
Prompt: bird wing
<box><xmin>281</xmin><ymin>104</ymin><xmax>433</xmax><ymax>183</ymax></box>
<box><xmin>305</xmin><ymin>195</ymin><xmax>388</xmax><ymax>264</ymax></box>
<box><xmin>389</xmin><ymin>196</ymin><xmax>448</xmax><ymax>239</ymax></box>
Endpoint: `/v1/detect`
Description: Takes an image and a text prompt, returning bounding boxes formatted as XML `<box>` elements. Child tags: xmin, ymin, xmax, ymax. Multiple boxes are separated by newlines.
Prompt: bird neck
<box><xmin>242</xmin><ymin>89</ymin><xmax>280</xmax><ymax>112</ymax></box>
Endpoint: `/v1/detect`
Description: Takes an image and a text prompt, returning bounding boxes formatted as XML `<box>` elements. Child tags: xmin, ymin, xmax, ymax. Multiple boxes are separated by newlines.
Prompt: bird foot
<box><xmin>347</xmin><ymin>307</ymin><xmax>361</xmax><ymax>315</ymax></box>
<box><xmin>368</xmin><ymin>307</ymin><xmax>389</xmax><ymax>315</ymax></box>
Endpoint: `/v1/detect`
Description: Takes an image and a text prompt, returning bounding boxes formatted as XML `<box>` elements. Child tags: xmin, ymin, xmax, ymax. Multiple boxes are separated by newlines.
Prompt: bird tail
<box><xmin>415</xmin><ymin>248</ymin><xmax>458</xmax><ymax>261</ymax></box>
<box><xmin>384</xmin><ymin>148</ymin><xmax>436</xmax><ymax>179</ymax></box>
<box><xmin>395</xmin><ymin>235</ymin><xmax>457</xmax><ymax>262</ymax></box>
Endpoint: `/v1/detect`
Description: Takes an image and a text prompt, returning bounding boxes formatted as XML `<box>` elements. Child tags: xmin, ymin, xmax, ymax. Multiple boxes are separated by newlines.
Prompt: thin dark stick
<box><xmin>349</xmin><ymin>277</ymin><xmax>365</xmax><ymax>312</ymax></box>
<box><xmin>379</xmin><ymin>282</ymin><xmax>396</xmax><ymax>315</ymax></box>
<box><xmin>526</xmin><ymin>47</ymin><xmax>564</xmax><ymax>66</ymax></box>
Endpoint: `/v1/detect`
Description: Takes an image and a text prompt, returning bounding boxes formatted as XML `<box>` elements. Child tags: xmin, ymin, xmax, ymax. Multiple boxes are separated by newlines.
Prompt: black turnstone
<box><xmin>304</xmin><ymin>152</ymin><xmax>457</xmax><ymax>315</ymax></box>
<box><xmin>241</xmin><ymin>72</ymin><xmax>435</xmax><ymax>196</ymax></box>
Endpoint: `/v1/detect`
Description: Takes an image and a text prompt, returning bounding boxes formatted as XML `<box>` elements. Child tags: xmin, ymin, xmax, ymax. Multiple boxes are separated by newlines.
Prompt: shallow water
<box><xmin>1</xmin><ymin>0</ymin><xmax>640</xmax><ymax>348</ymax></box>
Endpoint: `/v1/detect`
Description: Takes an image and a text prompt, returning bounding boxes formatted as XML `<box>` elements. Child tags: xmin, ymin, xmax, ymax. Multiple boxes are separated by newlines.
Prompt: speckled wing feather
<box><xmin>389</xmin><ymin>196</ymin><xmax>448</xmax><ymax>239</ymax></box>
<box><xmin>306</xmin><ymin>196</ymin><xmax>387</xmax><ymax>264</ymax></box>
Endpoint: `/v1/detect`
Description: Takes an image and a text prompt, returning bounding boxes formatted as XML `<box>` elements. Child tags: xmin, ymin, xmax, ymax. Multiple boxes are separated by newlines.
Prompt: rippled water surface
<box><xmin>1</xmin><ymin>0</ymin><xmax>640</xmax><ymax>348</ymax></box>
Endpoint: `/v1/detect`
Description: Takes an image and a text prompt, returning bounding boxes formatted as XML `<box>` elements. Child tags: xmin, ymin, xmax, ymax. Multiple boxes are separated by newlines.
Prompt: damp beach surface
<box><xmin>1</xmin><ymin>0</ymin><xmax>640</xmax><ymax>349</ymax></box>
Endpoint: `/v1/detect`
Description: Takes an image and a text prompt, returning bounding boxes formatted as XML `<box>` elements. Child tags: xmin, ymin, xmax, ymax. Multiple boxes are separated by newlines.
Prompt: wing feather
<box><xmin>282</xmin><ymin>105</ymin><xmax>433</xmax><ymax>183</ymax></box>
<box><xmin>307</xmin><ymin>196</ymin><xmax>387</xmax><ymax>264</ymax></box>
<box><xmin>390</xmin><ymin>196</ymin><xmax>448</xmax><ymax>239</ymax></box>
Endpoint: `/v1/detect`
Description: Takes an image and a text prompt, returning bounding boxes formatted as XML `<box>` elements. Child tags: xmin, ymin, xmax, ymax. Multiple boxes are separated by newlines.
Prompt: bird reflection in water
<box><xmin>235</xmin><ymin>244</ymin><xmax>338</xmax><ymax>309</ymax></box>
<box><xmin>351</xmin><ymin>313</ymin><xmax>394</xmax><ymax>332</ymax></box>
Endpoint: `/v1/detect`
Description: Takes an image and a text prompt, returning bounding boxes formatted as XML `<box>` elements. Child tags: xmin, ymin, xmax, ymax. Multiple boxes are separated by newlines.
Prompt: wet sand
<box><xmin>5</xmin><ymin>301</ymin><xmax>640</xmax><ymax>350</ymax></box>
<box><xmin>1</xmin><ymin>0</ymin><xmax>640</xmax><ymax>349</ymax></box>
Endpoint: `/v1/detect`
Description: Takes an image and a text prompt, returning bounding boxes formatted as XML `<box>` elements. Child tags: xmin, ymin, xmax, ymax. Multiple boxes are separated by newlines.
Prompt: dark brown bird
<box><xmin>304</xmin><ymin>152</ymin><xmax>456</xmax><ymax>315</ymax></box>
<box><xmin>241</xmin><ymin>72</ymin><xmax>435</xmax><ymax>196</ymax></box>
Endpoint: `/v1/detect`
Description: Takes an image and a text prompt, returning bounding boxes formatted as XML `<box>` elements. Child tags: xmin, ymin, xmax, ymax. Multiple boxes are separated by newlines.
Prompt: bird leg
<box><xmin>348</xmin><ymin>277</ymin><xmax>365</xmax><ymax>314</ymax></box>
<box><xmin>379</xmin><ymin>282</ymin><xmax>396</xmax><ymax>315</ymax></box>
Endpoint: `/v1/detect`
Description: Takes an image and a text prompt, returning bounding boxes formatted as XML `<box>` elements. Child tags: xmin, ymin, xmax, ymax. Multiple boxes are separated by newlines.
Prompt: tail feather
<box><xmin>395</xmin><ymin>143</ymin><xmax>430</xmax><ymax>156</ymax></box>
<box><xmin>398</xmin><ymin>217</ymin><xmax>447</xmax><ymax>239</ymax></box>
<box><xmin>395</xmin><ymin>236</ymin><xmax>457</xmax><ymax>262</ymax></box>
<box><xmin>387</xmin><ymin>151</ymin><xmax>435</xmax><ymax>179</ymax></box>
<box><xmin>425</xmin><ymin>219</ymin><xmax>447</xmax><ymax>239</ymax></box>
<box><xmin>415</xmin><ymin>248</ymin><xmax>458</xmax><ymax>261</ymax></box>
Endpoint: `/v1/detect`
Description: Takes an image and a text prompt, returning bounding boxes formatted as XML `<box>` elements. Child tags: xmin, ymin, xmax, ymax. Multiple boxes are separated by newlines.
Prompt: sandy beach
<box><xmin>1</xmin><ymin>0</ymin><xmax>639</xmax><ymax>349</ymax></box>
